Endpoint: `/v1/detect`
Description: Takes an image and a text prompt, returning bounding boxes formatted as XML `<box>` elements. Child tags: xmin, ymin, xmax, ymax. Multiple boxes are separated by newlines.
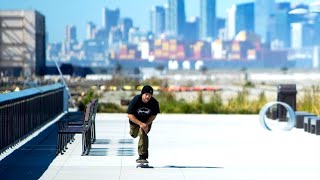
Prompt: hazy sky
<box><xmin>0</xmin><ymin>0</ymin><xmax>315</xmax><ymax>43</ymax></box>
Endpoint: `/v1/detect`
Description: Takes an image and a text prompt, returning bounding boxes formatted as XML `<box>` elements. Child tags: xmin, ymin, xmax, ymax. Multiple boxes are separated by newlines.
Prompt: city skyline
<box><xmin>0</xmin><ymin>0</ymin><xmax>315</xmax><ymax>43</ymax></box>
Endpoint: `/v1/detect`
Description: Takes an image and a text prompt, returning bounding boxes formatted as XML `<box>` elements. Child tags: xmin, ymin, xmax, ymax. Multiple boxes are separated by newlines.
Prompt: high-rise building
<box><xmin>119</xmin><ymin>18</ymin><xmax>133</xmax><ymax>42</ymax></box>
<box><xmin>128</xmin><ymin>27</ymin><xmax>146</xmax><ymax>45</ymax></box>
<box><xmin>254</xmin><ymin>0</ymin><xmax>275</xmax><ymax>43</ymax></box>
<box><xmin>108</xmin><ymin>27</ymin><xmax>122</xmax><ymax>47</ymax></box>
<box><xmin>226</xmin><ymin>5</ymin><xmax>236</xmax><ymax>40</ymax></box>
<box><xmin>291</xmin><ymin>22</ymin><xmax>316</xmax><ymax>49</ymax></box>
<box><xmin>86</xmin><ymin>22</ymin><xmax>96</xmax><ymax>40</ymax></box>
<box><xmin>291</xmin><ymin>23</ymin><xmax>303</xmax><ymax>49</ymax></box>
<box><xmin>0</xmin><ymin>10</ymin><xmax>46</xmax><ymax>76</ymax></box>
<box><xmin>184</xmin><ymin>17</ymin><xmax>199</xmax><ymax>43</ymax></box>
<box><xmin>200</xmin><ymin>0</ymin><xmax>216</xmax><ymax>40</ymax></box>
<box><xmin>235</xmin><ymin>3</ymin><xmax>254</xmax><ymax>35</ymax></box>
<box><xmin>63</xmin><ymin>25</ymin><xmax>77</xmax><ymax>55</ymax></box>
<box><xmin>216</xmin><ymin>18</ymin><xmax>226</xmax><ymax>35</ymax></box>
<box><xmin>302</xmin><ymin>23</ymin><xmax>316</xmax><ymax>47</ymax></box>
<box><xmin>102</xmin><ymin>7</ymin><xmax>120</xmax><ymax>38</ymax></box>
<box><xmin>65</xmin><ymin>25</ymin><xmax>77</xmax><ymax>43</ymax></box>
<box><xmin>46</xmin><ymin>43</ymin><xmax>62</xmax><ymax>62</ymax></box>
<box><xmin>269</xmin><ymin>3</ymin><xmax>290</xmax><ymax>49</ymax></box>
<box><xmin>312</xmin><ymin>14</ymin><xmax>320</xmax><ymax>46</ymax></box>
<box><xmin>150</xmin><ymin>6</ymin><xmax>165</xmax><ymax>36</ymax></box>
<box><xmin>166</xmin><ymin>0</ymin><xmax>186</xmax><ymax>38</ymax></box>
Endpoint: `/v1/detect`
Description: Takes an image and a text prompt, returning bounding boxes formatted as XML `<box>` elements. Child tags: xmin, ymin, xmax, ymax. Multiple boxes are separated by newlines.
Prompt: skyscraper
<box><xmin>102</xmin><ymin>7</ymin><xmax>120</xmax><ymax>38</ymax></box>
<box><xmin>226</xmin><ymin>5</ymin><xmax>236</xmax><ymax>40</ymax></box>
<box><xmin>236</xmin><ymin>3</ymin><xmax>254</xmax><ymax>35</ymax></box>
<box><xmin>64</xmin><ymin>25</ymin><xmax>77</xmax><ymax>54</ymax></box>
<box><xmin>150</xmin><ymin>6</ymin><xmax>165</xmax><ymax>36</ymax></box>
<box><xmin>200</xmin><ymin>0</ymin><xmax>216</xmax><ymax>41</ymax></box>
<box><xmin>65</xmin><ymin>25</ymin><xmax>77</xmax><ymax>43</ymax></box>
<box><xmin>185</xmin><ymin>17</ymin><xmax>199</xmax><ymax>43</ymax></box>
<box><xmin>86</xmin><ymin>22</ymin><xmax>96</xmax><ymax>40</ymax></box>
<box><xmin>119</xmin><ymin>18</ymin><xmax>133</xmax><ymax>42</ymax></box>
<box><xmin>271</xmin><ymin>2</ymin><xmax>291</xmax><ymax>48</ymax></box>
<box><xmin>291</xmin><ymin>23</ymin><xmax>303</xmax><ymax>49</ymax></box>
<box><xmin>254</xmin><ymin>0</ymin><xmax>275</xmax><ymax>43</ymax></box>
<box><xmin>166</xmin><ymin>0</ymin><xmax>186</xmax><ymax>38</ymax></box>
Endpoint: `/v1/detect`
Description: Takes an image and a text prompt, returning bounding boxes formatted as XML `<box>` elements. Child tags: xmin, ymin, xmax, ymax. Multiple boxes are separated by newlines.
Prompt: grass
<box><xmin>79</xmin><ymin>86</ymin><xmax>320</xmax><ymax>114</ymax></box>
<box><xmin>297</xmin><ymin>85</ymin><xmax>320</xmax><ymax>115</ymax></box>
<box><xmin>157</xmin><ymin>89</ymin><xmax>267</xmax><ymax>114</ymax></box>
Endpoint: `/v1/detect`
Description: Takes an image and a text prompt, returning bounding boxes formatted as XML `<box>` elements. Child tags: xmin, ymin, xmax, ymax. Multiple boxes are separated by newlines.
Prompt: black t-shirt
<box><xmin>127</xmin><ymin>94</ymin><xmax>160</xmax><ymax>125</ymax></box>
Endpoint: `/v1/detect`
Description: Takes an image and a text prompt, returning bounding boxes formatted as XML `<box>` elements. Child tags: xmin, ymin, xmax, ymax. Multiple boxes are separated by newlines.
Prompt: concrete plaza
<box><xmin>0</xmin><ymin>113</ymin><xmax>320</xmax><ymax>180</ymax></box>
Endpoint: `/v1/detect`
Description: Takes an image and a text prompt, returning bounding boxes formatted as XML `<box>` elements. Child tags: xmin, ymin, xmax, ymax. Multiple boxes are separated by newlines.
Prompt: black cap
<box><xmin>141</xmin><ymin>85</ymin><xmax>153</xmax><ymax>95</ymax></box>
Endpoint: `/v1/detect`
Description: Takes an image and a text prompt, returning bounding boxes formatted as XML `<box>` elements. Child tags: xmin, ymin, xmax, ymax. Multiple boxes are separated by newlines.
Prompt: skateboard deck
<box><xmin>136</xmin><ymin>163</ymin><xmax>153</xmax><ymax>168</ymax></box>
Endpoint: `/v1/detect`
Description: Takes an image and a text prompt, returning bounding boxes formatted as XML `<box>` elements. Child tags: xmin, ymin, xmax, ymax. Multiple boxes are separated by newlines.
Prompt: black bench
<box><xmin>310</xmin><ymin>117</ymin><xmax>320</xmax><ymax>135</ymax></box>
<box><xmin>67</xmin><ymin>99</ymin><xmax>98</xmax><ymax>143</ymax></box>
<box><xmin>295</xmin><ymin>111</ymin><xmax>316</xmax><ymax>129</ymax></box>
<box><xmin>56</xmin><ymin>99</ymin><xmax>98</xmax><ymax>155</ymax></box>
<box><xmin>304</xmin><ymin>116</ymin><xmax>319</xmax><ymax>133</ymax></box>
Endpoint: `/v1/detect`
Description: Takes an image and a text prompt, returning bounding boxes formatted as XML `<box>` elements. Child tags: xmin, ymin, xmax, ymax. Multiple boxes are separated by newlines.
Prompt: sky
<box><xmin>0</xmin><ymin>0</ymin><xmax>315</xmax><ymax>43</ymax></box>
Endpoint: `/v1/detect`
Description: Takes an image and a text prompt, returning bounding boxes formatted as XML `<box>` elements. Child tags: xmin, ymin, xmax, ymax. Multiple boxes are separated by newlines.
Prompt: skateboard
<box><xmin>136</xmin><ymin>162</ymin><xmax>153</xmax><ymax>168</ymax></box>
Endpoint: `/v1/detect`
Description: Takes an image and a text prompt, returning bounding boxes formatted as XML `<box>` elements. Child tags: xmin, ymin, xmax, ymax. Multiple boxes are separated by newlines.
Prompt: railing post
<box><xmin>63</xmin><ymin>87</ymin><xmax>69</xmax><ymax>112</ymax></box>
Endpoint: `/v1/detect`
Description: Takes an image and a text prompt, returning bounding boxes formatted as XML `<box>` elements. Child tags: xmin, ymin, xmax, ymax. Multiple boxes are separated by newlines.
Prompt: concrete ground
<box><xmin>1</xmin><ymin>113</ymin><xmax>320</xmax><ymax>180</ymax></box>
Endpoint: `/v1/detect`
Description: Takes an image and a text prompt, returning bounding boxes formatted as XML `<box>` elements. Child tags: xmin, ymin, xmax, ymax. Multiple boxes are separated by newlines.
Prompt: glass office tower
<box><xmin>200</xmin><ymin>0</ymin><xmax>216</xmax><ymax>40</ymax></box>
<box><xmin>254</xmin><ymin>0</ymin><xmax>275</xmax><ymax>43</ymax></box>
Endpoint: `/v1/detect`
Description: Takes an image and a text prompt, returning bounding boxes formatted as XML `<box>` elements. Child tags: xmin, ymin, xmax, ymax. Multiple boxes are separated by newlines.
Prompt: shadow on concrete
<box><xmin>88</xmin><ymin>139</ymin><xmax>135</xmax><ymax>157</ymax></box>
<box><xmin>0</xmin><ymin>124</ymin><xmax>58</xmax><ymax>180</ymax></box>
<box><xmin>137</xmin><ymin>165</ymin><xmax>223</xmax><ymax>169</ymax></box>
<box><xmin>161</xmin><ymin>165</ymin><xmax>223</xmax><ymax>169</ymax></box>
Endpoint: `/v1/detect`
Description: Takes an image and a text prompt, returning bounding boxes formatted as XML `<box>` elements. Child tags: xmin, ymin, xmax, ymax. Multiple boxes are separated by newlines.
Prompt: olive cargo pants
<box><xmin>129</xmin><ymin>124</ymin><xmax>152</xmax><ymax>158</ymax></box>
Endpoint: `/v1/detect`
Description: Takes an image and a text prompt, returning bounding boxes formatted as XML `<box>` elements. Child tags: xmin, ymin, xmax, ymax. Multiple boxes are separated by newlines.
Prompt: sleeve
<box><xmin>127</xmin><ymin>95</ymin><xmax>138</xmax><ymax>114</ymax></box>
<box><xmin>152</xmin><ymin>99</ymin><xmax>160</xmax><ymax>115</ymax></box>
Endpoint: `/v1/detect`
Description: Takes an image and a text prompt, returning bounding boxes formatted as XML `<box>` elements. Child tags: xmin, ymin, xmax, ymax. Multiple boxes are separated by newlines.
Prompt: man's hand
<box><xmin>139</xmin><ymin>123</ymin><xmax>149</xmax><ymax>133</ymax></box>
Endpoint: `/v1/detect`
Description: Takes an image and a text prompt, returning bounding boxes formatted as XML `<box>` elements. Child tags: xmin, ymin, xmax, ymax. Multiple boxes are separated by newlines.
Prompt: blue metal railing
<box><xmin>0</xmin><ymin>83</ymin><xmax>65</xmax><ymax>154</ymax></box>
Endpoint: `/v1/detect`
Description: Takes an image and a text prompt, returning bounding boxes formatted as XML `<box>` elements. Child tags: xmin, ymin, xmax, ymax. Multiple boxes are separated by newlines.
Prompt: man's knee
<box><xmin>129</xmin><ymin>125</ymin><xmax>139</xmax><ymax>138</ymax></box>
<box><xmin>138</xmin><ymin>129</ymin><xmax>149</xmax><ymax>139</ymax></box>
<box><xmin>130</xmin><ymin>132</ymin><xmax>138</xmax><ymax>138</ymax></box>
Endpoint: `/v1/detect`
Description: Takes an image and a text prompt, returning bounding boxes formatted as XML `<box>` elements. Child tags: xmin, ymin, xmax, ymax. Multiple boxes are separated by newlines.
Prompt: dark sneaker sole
<box><xmin>136</xmin><ymin>159</ymin><xmax>149</xmax><ymax>163</ymax></box>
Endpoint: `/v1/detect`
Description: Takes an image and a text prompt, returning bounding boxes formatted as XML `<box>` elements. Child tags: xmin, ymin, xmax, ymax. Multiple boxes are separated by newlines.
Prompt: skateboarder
<box><xmin>127</xmin><ymin>85</ymin><xmax>160</xmax><ymax>163</ymax></box>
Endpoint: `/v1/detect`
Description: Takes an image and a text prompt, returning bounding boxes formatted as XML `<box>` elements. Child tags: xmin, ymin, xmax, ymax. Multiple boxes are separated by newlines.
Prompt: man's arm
<box><xmin>143</xmin><ymin>115</ymin><xmax>157</xmax><ymax>133</ymax></box>
<box><xmin>127</xmin><ymin>114</ymin><xmax>157</xmax><ymax>133</ymax></box>
<box><xmin>146</xmin><ymin>115</ymin><xmax>157</xmax><ymax>126</ymax></box>
<box><xmin>128</xmin><ymin>114</ymin><xmax>143</xmax><ymax>126</ymax></box>
<box><xmin>128</xmin><ymin>114</ymin><xmax>149</xmax><ymax>132</ymax></box>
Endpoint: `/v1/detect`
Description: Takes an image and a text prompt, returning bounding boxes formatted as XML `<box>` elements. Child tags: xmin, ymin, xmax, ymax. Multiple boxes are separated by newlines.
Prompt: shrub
<box><xmin>203</xmin><ymin>92</ymin><xmax>224</xmax><ymax>113</ymax></box>
<box><xmin>99</xmin><ymin>102</ymin><xmax>126</xmax><ymax>113</ymax></box>
<box><xmin>297</xmin><ymin>86</ymin><xmax>320</xmax><ymax>115</ymax></box>
<box><xmin>77</xmin><ymin>89</ymin><xmax>99</xmax><ymax>111</ymax></box>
